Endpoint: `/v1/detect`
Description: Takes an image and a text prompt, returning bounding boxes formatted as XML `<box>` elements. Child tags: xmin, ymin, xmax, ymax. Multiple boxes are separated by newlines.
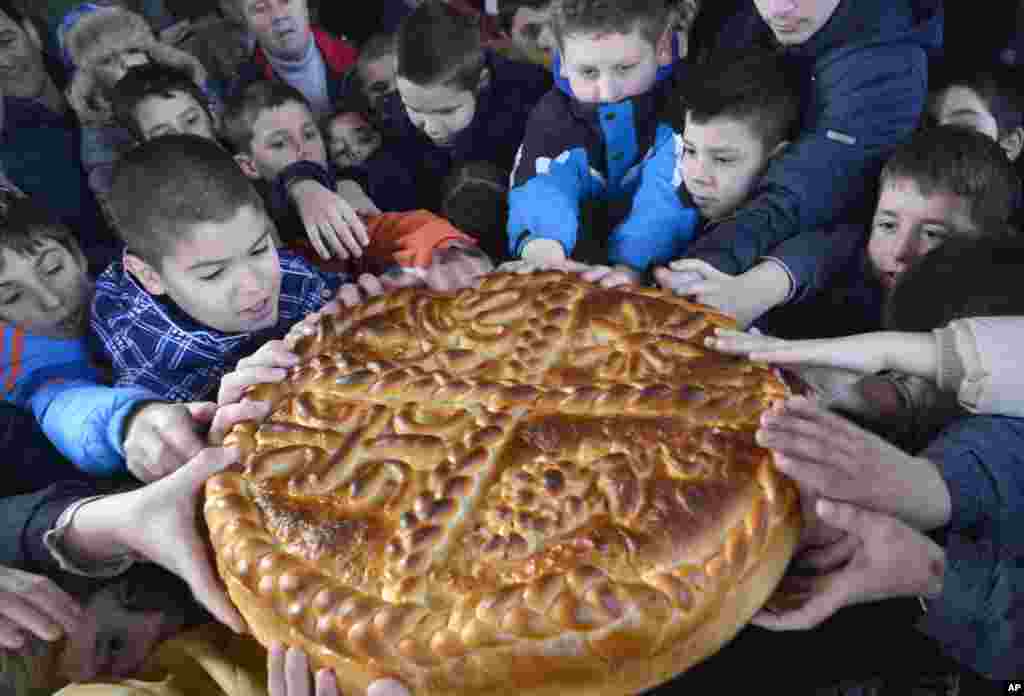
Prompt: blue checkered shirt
<box><xmin>90</xmin><ymin>251</ymin><xmax>344</xmax><ymax>402</ymax></box>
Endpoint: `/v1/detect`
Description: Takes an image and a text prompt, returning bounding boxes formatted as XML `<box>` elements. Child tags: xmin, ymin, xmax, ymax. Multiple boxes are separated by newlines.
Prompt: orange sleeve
<box><xmin>363</xmin><ymin>211</ymin><xmax>478</xmax><ymax>269</ymax></box>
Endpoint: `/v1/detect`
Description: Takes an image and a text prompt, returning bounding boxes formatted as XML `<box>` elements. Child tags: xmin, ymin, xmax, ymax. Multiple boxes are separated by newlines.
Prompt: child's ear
<box><xmin>655</xmin><ymin>26</ymin><xmax>674</xmax><ymax>66</ymax></box>
<box><xmin>999</xmin><ymin>127</ymin><xmax>1023</xmax><ymax>162</ymax></box>
<box><xmin>124</xmin><ymin>252</ymin><xmax>166</xmax><ymax>296</ymax></box>
<box><xmin>234</xmin><ymin>153</ymin><xmax>261</xmax><ymax>180</ymax></box>
<box><xmin>21</xmin><ymin>18</ymin><xmax>43</xmax><ymax>51</ymax></box>
<box><xmin>476</xmin><ymin>66</ymin><xmax>492</xmax><ymax>92</ymax></box>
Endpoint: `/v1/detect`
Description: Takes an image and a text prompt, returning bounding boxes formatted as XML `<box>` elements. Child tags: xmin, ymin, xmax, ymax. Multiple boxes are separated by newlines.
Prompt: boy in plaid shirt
<box><xmin>91</xmin><ymin>134</ymin><xmax>347</xmax><ymax>403</ymax></box>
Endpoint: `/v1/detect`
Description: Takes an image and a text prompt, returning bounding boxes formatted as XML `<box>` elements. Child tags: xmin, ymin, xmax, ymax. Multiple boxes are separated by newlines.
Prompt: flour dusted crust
<box><xmin>204</xmin><ymin>271</ymin><xmax>801</xmax><ymax>695</ymax></box>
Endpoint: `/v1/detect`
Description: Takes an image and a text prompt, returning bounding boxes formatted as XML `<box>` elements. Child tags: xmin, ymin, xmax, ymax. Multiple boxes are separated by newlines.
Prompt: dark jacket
<box><xmin>0</xmin><ymin>52</ymin><xmax>118</xmax><ymax>274</ymax></box>
<box><xmin>506</xmin><ymin>37</ymin><xmax>698</xmax><ymax>271</ymax></box>
<box><xmin>335</xmin><ymin>144</ymin><xmax>421</xmax><ymax>213</ymax></box>
<box><xmin>916</xmin><ymin>415</ymin><xmax>1024</xmax><ymax>681</ymax></box>
<box><xmin>383</xmin><ymin>50</ymin><xmax>551</xmax><ymax>209</ymax></box>
<box><xmin>0</xmin><ymin>481</ymin><xmax>97</xmax><ymax>572</ymax></box>
<box><xmin>756</xmin><ymin>242</ymin><xmax>885</xmax><ymax>340</ymax></box>
<box><xmin>689</xmin><ymin>0</ymin><xmax>943</xmax><ymax>277</ymax></box>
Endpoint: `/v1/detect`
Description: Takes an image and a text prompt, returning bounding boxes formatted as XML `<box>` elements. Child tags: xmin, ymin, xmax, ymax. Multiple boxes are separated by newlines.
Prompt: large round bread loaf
<box><xmin>204</xmin><ymin>271</ymin><xmax>801</xmax><ymax>695</ymax></box>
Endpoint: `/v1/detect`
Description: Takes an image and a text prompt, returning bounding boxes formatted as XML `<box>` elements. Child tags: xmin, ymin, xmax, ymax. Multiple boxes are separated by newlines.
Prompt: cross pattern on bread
<box><xmin>204</xmin><ymin>271</ymin><xmax>800</xmax><ymax>696</ymax></box>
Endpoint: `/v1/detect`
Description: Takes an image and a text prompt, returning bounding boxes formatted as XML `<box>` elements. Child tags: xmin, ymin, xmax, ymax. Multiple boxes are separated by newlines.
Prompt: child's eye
<box><xmin>577</xmin><ymin>67</ymin><xmax>598</xmax><ymax>80</ymax></box>
<box><xmin>616</xmin><ymin>64</ymin><xmax>637</xmax><ymax>74</ymax></box>
<box><xmin>45</xmin><ymin>263</ymin><xmax>64</xmax><ymax>276</ymax></box>
<box><xmin>200</xmin><ymin>268</ymin><xmax>224</xmax><ymax>281</ymax></box>
<box><xmin>922</xmin><ymin>228</ymin><xmax>948</xmax><ymax>242</ymax></box>
<box><xmin>268</xmin><ymin>139</ymin><xmax>286</xmax><ymax>150</ymax></box>
<box><xmin>303</xmin><ymin>128</ymin><xmax>321</xmax><ymax>141</ymax></box>
<box><xmin>252</xmin><ymin>244</ymin><xmax>270</xmax><ymax>256</ymax></box>
<box><xmin>873</xmin><ymin>220</ymin><xmax>896</xmax><ymax>233</ymax></box>
<box><xmin>0</xmin><ymin>292</ymin><xmax>20</xmax><ymax>306</ymax></box>
<box><xmin>713</xmin><ymin>157</ymin><xmax>735</xmax><ymax>165</ymax></box>
<box><xmin>681</xmin><ymin>145</ymin><xmax>696</xmax><ymax>157</ymax></box>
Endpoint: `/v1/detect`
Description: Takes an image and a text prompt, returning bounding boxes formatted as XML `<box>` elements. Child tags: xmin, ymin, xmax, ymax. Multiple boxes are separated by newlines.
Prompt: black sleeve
<box><xmin>0</xmin><ymin>481</ymin><xmax>99</xmax><ymax>572</ymax></box>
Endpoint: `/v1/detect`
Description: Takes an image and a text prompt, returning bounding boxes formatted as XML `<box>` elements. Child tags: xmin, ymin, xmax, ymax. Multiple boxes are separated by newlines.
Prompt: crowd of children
<box><xmin>1</xmin><ymin>0</ymin><xmax>1022</xmax><ymax>693</ymax></box>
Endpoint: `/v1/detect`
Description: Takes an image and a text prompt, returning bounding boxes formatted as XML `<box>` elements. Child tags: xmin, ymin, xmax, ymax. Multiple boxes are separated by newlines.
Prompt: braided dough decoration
<box><xmin>204</xmin><ymin>271</ymin><xmax>801</xmax><ymax>695</ymax></box>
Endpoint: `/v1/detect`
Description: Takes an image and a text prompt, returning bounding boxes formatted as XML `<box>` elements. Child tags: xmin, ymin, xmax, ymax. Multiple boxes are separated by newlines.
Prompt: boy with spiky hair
<box><xmin>388</xmin><ymin>0</ymin><xmax>550</xmax><ymax>209</ymax></box>
<box><xmin>506</xmin><ymin>0</ymin><xmax>697</xmax><ymax>277</ymax></box>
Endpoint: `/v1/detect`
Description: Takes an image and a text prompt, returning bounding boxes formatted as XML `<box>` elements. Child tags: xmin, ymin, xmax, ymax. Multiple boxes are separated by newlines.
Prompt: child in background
<box><xmin>711</xmin><ymin>235</ymin><xmax>1024</xmax><ymax>450</ymax></box>
<box><xmin>221</xmin><ymin>80</ymin><xmax>478</xmax><ymax>274</ymax></box>
<box><xmin>496</xmin><ymin>0</ymin><xmax>555</xmax><ymax>68</ymax></box>
<box><xmin>59</xmin><ymin>3</ymin><xmax>210</xmax><ymax>205</ymax></box>
<box><xmin>506</xmin><ymin>0</ymin><xmax>696</xmax><ymax>277</ymax></box>
<box><xmin>323</xmin><ymin>94</ymin><xmax>421</xmax><ymax>213</ymax></box>
<box><xmin>347</xmin><ymin>33</ymin><xmax>400</xmax><ymax>134</ymax></box>
<box><xmin>111</xmin><ymin>62</ymin><xmax>220</xmax><ymax>142</ymax></box>
<box><xmin>0</xmin><ymin>192</ymin><xmax>210</xmax><ymax>480</ymax></box>
<box><xmin>440</xmin><ymin>160</ymin><xmax>510</xmax><ymax>263</ymax></box>
<box><xmin>756</xmin><ymin>125</ymin><xmax>1020</xmax><ymax>340</ymax></box>
<box><xmin>388</xmin><ymin>0</ymin><xmax>551</xmax><ymax>209</ymax></box>
<box><xmin>928</xmin><ymin>64</ymin><xmax>1023</xmax><ymax>163</ymax></box>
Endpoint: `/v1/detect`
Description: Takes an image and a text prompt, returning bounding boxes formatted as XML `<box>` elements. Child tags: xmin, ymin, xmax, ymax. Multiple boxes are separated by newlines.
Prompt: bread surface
<box><xmin>204</xmin><ymin>271</ymin><xmax>801</xmax><ymax>695</ymax></box>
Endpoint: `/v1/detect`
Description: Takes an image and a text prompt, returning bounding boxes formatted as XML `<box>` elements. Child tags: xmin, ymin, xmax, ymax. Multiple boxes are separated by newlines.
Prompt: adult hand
<box><xmin>0</xmin><ymin>565</ymin><xmax>84</xmax><ymax>649</ymax></box>
<box><xmin>218</xmin><ymin>340</ymin><xmax>300</xmax><ymax>406</ymax></box>
<box><xmin>68</xmin><ymin>402</ymin><xmax>260</xmax><ymax>635</ymax></box>
<box><xmin>756</xmin><ymin>397</ymin><xmax>952</xmax><ymax>530</ymax></box>
<box><xmin>268</xmin><ymin>643</ymin><xmax>411</xmax><ymax>696</ymax></box>
<box><xmin>579</xmin><ymin>264</ymin><xmax>640</xmax><ymax>288</ymax></box>
<box><xmin>654</xmin><ymin>259</ymin><xmax>786</xmax><ymax>328</ymax></box>
<box><xmin>290</xmin><ymin>179</ymin><xmax>369</xmax><ymax>260</ymax></box>
<box><xmin>752</xmin><ymin>499</ymin><xmax>945</xmax><ymax>631</ymax></box>
<box><xmin>123</xmin><ymin>401</ymin><xmax>216</xmax><ymax>482</ymax></box>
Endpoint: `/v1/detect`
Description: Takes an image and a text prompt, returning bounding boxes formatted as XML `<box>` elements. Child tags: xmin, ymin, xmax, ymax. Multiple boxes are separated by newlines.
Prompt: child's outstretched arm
<box><xmin>655</xmin><ymin>258</ymin><xmax>793</xmax><ymax>328</ymax></box>
<box><xmin>608</xmin><ymin>126</ymin><xmax>699</xmax><ymax>273</ymax></box>
<box><xmin>706</xmin><ymin>328</ymin><xmax>939</xmax><ymax>378</ymax></box>
<box><xmin>506</xmin><ymin>95</ymin><xmax>594</xmax><ymax>263</ymax></box>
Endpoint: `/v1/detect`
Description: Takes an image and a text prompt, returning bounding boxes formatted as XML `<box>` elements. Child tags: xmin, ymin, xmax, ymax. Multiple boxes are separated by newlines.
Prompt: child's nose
<box><xmin>37</xmin><ymin>286</ymin><xmax>64</xmax><ymax>311</ymax></box>
<box><xmin>893</xmin><ymin>230</ymin><xmax>922</xmax><ymax>263</ymax></box>
<box><xmin>597</xmin><ymin>77</ymin><xmax>622</xmax><ymax>103</ymax></box>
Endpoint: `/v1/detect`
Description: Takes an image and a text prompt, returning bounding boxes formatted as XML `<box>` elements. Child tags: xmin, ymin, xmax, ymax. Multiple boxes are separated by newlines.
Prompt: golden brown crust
<box><xmin>204</xmin><ymin>272</ymin><xmax>800</xmax><ymax>695</ymax></box>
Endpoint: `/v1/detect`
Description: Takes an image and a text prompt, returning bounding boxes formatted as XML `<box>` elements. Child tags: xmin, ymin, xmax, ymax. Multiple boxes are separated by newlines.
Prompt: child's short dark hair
<box><xmin>671</xmin><ymin>50</ymin><xmax>800</xmax><ymax>149</ymax></box>
<box><xmin>358</xmin><ymin>32</ymin><xmax>396</xmax><ymax>68</ymax></box>
<box><xmin>395</xmin><ymin>0</ymin><xmax>485</xmax><ymax>92</ymax></box>
<box><xmin>221</xmin><ymin>79</ymin><xmax>311</xmax><ymax>155</ymax></box>
<box><xmin>111</xmin><ymin>62</ymin><xmax>215</xmax><ymax>140</ymax></box>
<box><xmin>884</xmin><ymin>233</ymin><xmax>1024</xmax><ymax>332</ymax></box>
<box><xmin>441</xmin><ymin>161</ymin><xmax>509</xmax><ymax>263</ymax></box>
<box><xmin>552</xmin><ymin>0</ymin><xmax>672</xmax><ymax>50</ymax></box>
<box><xmin>929</xmin><ymin>64</ymin><xmax>1023</xmax><ymax>137</ymax></box>
<box><xmin>880</xmin><ymin>125</ymin><xmax>1020</xmax><ymax>230</ymax></box>
<box><xmin>0</xmin><ymin>193</ymin><xmax>82</xmax><ymax>261</ymax></box>
<box><xmin>108</xmin><ymin>134</ymin><xmax>265</xmax><ymax>267</ymax></box>
<box><xmin>497</xmin><ymin>0</ymin><xmax>552</xmax><ymax>33</ymax></box>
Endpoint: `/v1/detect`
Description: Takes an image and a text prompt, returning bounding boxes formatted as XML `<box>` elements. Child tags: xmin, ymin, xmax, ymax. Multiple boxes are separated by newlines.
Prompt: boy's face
<box><xmin>680</xmin><ymin>113</ymin><xmax>775</xmax><ymax>221</ymax></box>
<box><xmin>134</xmin><ymin>204</ymin><xmax>282</xmax><ymax>333</ymax></box>
<box><xmin>327</xmin><ymin>111</ymin><xmax>382</xmax><ymax>168</ymax></box>
<box><xmin>559</xmin><ymin>26</ymin><xmax>669</xmax><ymax>104</ymax></box>
<box><xmin>753</xmin><ymin>0</ymin><xmax>842</xmax><ymax>46</ymax></box>
<box><xmin>0</xmin><ymin>240</ymin><xmax>92</xmax><ymax>339</ymax></box>
<box><xmin>358</xmin><ymin>54</ymin><xmax>397</xmax><ymax>111</ymax></box>
<box><xmin>929</xmin><ymin>85</ymin><xmax>1000</xmax><ymax>141</ymax></box>
<box><xmin>396</xmin><ymin>78</ymin><xmax>477</xmax><ymax>146</ymax></box>
<box><xmin>509</xmin><ymin>5</ymin><xmax>555</xmax><ymax>65</ymax></box>
<box><xmin>0</xmin><ymin>10</ymin><xmax>51</xmax><ymax>101</ymax></box>
<box><xmin>867</xmin><ymin>176</ymin><xmax>977</xmax><ymax>291</ymax></box>
<box><xmin>241</xmin><ymin>0</ymin><xmax>312</xmax><ymax>61</ymax></box>
<box><xmin>133</xmin><ymin>89</ymin><xmax>217</xmax><ymax>141</ymax></box>
<box><xmin>239</xmin><ymin>99</ymin><xmax>326</xmax><ymax>181</ymax></box>
<box><xmin>59</xmin><ymin>582</ymin><xmax>182</xmax><ymax>682</ymax></box>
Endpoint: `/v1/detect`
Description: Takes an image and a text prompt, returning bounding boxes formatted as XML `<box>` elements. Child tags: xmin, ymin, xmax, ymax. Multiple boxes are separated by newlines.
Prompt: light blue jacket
<box><xmin>1</xmin><ymin>324</ymin><xmax>157</xmax><ymax>476</ymax></box>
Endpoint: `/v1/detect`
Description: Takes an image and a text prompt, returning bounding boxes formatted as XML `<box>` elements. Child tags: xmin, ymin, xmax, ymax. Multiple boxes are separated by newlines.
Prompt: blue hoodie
<box><xmin>916</xmin><ymin>415</ymin><xmax>1024</xmax><ymax>680</ymax></box>
<box><xmin>507</xmin><ymin>35</ymin><xmax>698</xmax><ymax>272</ymax></box>
<box><xmin>687</xmin><ymin>0</ymin><xmax>943</xmax><ymax>281</ymax></box>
